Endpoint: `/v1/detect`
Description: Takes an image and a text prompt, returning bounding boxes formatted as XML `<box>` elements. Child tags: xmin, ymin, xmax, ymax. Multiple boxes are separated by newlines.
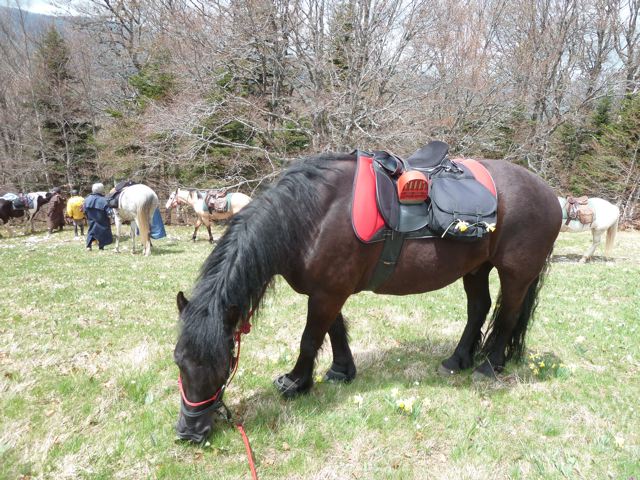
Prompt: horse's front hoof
<box><xmin>437</xmin><ymin>363</ymin><xmax>459</xmax><ymax>377</ymax></box>
<box><xmin>273</xmin><ymin>374</ymin><xmax>310</xmax><ymax>398</ymax></box>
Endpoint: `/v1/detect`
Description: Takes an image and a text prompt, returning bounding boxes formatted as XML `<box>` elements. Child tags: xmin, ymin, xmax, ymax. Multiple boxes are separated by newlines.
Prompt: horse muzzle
<box><xmin>176</xmin><ymin>412</ymin><xmax>213</xmax><ymax>443</ymax></box>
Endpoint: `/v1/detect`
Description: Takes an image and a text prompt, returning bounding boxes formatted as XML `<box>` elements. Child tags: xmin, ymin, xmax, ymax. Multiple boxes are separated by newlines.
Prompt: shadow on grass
<box><xmin>221</xmin><ymin>339</ymin><xmax>566</xmax><ymax>435</ymax></box>
<box><xmin>551</xmin><ymin>253</ymin><xmax>613</xmax><ymax>263</ymax></box>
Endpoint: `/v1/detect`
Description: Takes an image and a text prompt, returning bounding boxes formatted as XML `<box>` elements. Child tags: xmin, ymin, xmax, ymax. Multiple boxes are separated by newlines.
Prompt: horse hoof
<box><xmin>273</xmin><ymin>374</ymin><xmax>307</xmax><ymax>398</ymax></box>
<box><xmin>437</xmin><ymin>363</ymin><xmax>459</xmax><ymax>377</ymax></box>
<box><xmin>472</xmin><ymin>362</ymin><xmax>499</xmax><ymax>383</ymax></box>
<box><xmin>324</xmin><ymin>366</ymin><xmax>355</xmax><ymax>383</ymax></box>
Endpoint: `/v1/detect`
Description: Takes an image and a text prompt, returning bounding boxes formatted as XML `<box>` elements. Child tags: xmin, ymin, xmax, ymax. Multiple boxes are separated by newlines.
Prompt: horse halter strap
<box><xmin>177</xmin><ymin>321</ymin><xmax>252</xmax><ymax>417</ymax></box>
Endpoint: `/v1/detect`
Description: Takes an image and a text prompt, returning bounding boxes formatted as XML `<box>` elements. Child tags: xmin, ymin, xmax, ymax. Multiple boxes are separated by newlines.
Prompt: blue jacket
<box><xmin>84</xmin><ymin>193</ymin><xmax>113</xmax><ymax>246</ymax></box>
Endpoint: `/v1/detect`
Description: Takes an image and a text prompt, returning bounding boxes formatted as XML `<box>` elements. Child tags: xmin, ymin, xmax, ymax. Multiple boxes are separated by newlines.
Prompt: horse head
<box><xmin>173</xmin><ymin>291</ymin><xmax>238</xmax><ymax>442</ymax></box>
<box><xmin>166</xmin><ymin>191</ymin><xmax>178</xmax><ymax>210</ymax></box>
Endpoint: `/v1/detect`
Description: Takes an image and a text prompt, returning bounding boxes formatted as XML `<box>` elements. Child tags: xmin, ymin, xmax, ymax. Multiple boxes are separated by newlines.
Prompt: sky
<box><xmin>7</xmin><ymin>0</ymin><xmax>62</xmax><ymax>15</ymax></box>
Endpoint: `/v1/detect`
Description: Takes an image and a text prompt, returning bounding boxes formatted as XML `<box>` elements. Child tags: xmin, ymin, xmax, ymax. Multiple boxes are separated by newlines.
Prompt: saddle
<box><xmin>370</xmin><ymin>141</ymin><xmax>497</xmax><ymax>237</ymax></box>
<box><xmin>565</xmin><ymin>195</ymin><xmax>594</xmax><ymax>225</ymax></box>
<box><xmin>205</xmin><ymin>189</ymin><xmax>229</xmax><ymax>213</ymax></box>
<box><xmin>1</xmin><ymin>193</ymin><xmax>25</xmax><ymax>210</ymax></box>
<box><xmin>107</xmin><ymin>180</ymin><xmax>137</xmax><ymax>208</ymax></box>
<box><xmin>352</xmin><ymin>141</ymin><xmax>498</xmax><ymax>290</ymax></box>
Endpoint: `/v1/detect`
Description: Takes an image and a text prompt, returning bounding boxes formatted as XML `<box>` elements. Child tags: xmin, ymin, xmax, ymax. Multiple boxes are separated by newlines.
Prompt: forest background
<box><xmin>1</xmin><ymin>0</ymin><xmax>639</xmax><ymax>224</ymax></box>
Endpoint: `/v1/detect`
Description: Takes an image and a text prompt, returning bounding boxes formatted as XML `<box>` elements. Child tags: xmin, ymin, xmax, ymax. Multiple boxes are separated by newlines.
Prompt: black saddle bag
<box><xmin>428</xmin><ymin>175</ymin><xmax>497</xmax><ymax>241</ymax></box>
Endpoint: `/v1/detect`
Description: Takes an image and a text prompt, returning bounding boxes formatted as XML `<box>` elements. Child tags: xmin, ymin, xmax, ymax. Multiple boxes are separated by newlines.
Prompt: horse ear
<box><xmin>176</xmin><ymin>291</ymin><xmax>189</xmax><ymax>313</ymax></box>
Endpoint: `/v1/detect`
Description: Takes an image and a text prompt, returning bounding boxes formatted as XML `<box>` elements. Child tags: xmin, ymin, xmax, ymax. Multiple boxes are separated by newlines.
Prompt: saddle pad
<box><xmin>351</xmin><ymin>152</ymin><xmax>496</xmax><ymax>243</ymax></box>
<box><xmin>351</xmin><ymin>152</ymin><xmax>386</xmax><ymax>242</ymax></box>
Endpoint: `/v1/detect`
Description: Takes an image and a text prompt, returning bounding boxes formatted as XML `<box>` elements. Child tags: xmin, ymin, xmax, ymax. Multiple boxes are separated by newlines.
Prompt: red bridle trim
<box><xmin>178</xmin><ymin>321</ymin><xmax>252</xmax><ymax>408</ymax></box>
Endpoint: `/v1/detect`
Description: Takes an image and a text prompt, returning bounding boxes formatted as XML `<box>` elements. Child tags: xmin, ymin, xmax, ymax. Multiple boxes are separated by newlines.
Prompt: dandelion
<box><xmin>539</xmin><ymin>361</ymin><xmax>545</xmax><ymax>368</ymax></box>
<box><xmin>314</xmin><ymin>375</ymin><xmax>323</xmax><ymax>383</ymax></box>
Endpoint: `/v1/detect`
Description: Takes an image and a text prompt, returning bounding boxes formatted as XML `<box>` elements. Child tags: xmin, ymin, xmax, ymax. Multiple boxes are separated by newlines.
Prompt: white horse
<box><xmin>165</xmin><ymin>187</ymin><xmax>251</xmax><ymax>243</ymax></box>
<box><xmin>558</xmin><ymin>196</ymin><xmax>620</xmax><ymax>262</ymax></box>
<box><xmin>113</xmin><ymin>184</ymin><xmax>159</xmax><ymax>256</ymax></box>
<box><xmin>22</xmin><ymin>192</ymin><xmax>52</xmax><ymax>233</ymax></box>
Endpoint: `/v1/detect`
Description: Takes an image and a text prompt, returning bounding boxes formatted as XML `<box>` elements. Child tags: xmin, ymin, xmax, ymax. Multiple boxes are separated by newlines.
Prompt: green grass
<box><xmin>1</xmin><ymin>224</ymin><xmax>639</xmax><ymax>479</ymax></box>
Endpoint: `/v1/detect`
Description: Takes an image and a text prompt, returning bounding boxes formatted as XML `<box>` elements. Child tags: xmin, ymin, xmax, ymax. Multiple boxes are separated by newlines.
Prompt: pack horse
<box><xmin>558</xmin><ymin>196</ymin><xmax>619</xmax><ymax>262</ymax></box>
<box><xmin>165</xmin><ymin>187</ymin><xmax>251</xmax><ymax>243</ymax></box>
<box><xmin>173</xmin><ymin>142</ymin><xmax>562</xmax><ymax>442</ymax></box>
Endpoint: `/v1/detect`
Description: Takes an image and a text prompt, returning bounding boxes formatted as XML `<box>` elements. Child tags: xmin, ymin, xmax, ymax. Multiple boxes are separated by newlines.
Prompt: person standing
<box><xmin>66</xmin><ymin>189</ymin><xmax>85</xmax><ymax>238</ymax></box>
<box><xmin>46</xmin><ymin>187</ymin><xmax>65</xmax><ymax>234</ymax></box>
<box><xmin>83</xmin><ymin>183</ymin><xmax>113</xmax><ymax>251</ymax></box>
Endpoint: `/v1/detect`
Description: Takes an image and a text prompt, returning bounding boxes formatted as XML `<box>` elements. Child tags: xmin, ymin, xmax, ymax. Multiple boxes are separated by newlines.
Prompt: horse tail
<box><xmin>604</xmin><ymin>216</ymin><xmax>618</xmax><ymax>257</ymax></box>
<box><xmin>137</xmin><ymin>191</ymin><xmax>156</xmax><ymax>254</ymax></box>
<box><xmin>483</xmin><ymin>254</ymin><xmax>551</xmax><ymax>363</ymax></box>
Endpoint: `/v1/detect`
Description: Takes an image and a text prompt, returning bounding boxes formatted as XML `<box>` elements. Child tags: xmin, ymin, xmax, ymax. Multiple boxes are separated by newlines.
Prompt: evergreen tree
<box><xmin>34</xmin><ymin>26</ymin><xmax>95</xmax><ymax>187</ymax></box>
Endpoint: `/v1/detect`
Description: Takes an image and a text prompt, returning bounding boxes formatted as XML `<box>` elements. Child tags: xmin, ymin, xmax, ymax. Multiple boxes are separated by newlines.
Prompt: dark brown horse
<box><xmin>173</xmin><ymin>153</ymin><xmax>562</xmax><ymax>442</ymax></box>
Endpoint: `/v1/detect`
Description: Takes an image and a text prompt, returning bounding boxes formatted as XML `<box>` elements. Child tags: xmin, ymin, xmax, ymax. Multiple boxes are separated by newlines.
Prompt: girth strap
<box><xmin>366</xmin><ymin>229</ymin><xmax>406</xmax><ymax>291</ymax></box>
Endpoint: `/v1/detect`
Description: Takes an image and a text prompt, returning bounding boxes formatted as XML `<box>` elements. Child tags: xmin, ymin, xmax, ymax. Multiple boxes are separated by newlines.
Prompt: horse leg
<box><xmin>439</xmin><ymin>262</ymin><xmax>493</xmax><ymax>375</ymax></box>
<box><xmin>114</xmin><ymin>217</ymin><xmax>121</xmax><ymax>253</ymax></box>
<box><xmin>581</xmin><ymin>229</ymin><xmax>603</xmax><ymax>263</ymax></box>
<box><xmin>323</xmin><ymin>312</ymin><xmax>357</xmax><ymax>382</ymax></box>
<box><xmin>207</xmin><ymin>224</ymin><xmax>214</xmax><ymax>244</ymax></box>
<box><xmin>604</xmin><ymin>219</ymin><xmax>618</xmax><ymax>258</ymax></box>
<box><xmin>130</xmin><ymin>222</ymin><xmax>136</xmax><ymax>254</ymax></box>
<box><xmin>192</xmin><ymin>218</ymin><xmax>201</xmax><ymax>242</ymax></box>
<box><xmin>274</xmin><ymin>293</ymin><xmax>348</xmax><ymax>397</ymax></box>
<box><xmin>474</xmin><ymin>268</ymin><xmax>542</xmax><ymax>380</ymax></box>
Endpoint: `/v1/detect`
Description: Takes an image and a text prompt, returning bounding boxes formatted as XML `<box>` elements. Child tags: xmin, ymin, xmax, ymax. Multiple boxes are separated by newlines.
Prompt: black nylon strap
<box><xmin>366</xmin><ymin>229</ymin><xmax>406</xmax><ymax>291</ymax></box>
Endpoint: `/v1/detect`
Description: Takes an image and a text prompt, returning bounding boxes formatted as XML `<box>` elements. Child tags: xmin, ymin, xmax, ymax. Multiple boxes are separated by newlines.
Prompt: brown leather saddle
<box><xmin>205</xmin><ymin>189</ymin><xmax>228</xmax><ymax>213</ymax></box>
<box><xmin>565</xmin><ymin>196</ymin><xmax>594</xmax><ymax>225</ymax></box>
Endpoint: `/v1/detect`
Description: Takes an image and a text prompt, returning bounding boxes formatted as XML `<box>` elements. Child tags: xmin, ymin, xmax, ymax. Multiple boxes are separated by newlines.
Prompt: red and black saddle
<box><xmin>352</xmin><ymin>141</ymin><xmax>496</xmax><ymax>243</ymax></box>
<box><xmin>350</xmin><ymin>141</ymin><xmax>498</xmax><ymax>290</ymax></box>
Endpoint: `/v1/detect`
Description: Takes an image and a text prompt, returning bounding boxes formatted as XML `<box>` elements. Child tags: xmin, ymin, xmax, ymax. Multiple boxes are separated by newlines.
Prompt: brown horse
<box><xmin>173</xmin><ymin>153</ymin><xmax>562</xmax><ymax>442</ymax></box>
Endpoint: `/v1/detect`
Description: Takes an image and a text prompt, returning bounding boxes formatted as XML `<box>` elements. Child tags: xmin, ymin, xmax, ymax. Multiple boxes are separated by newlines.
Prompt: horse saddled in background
<box><xmin>0</xmin><ymin>192</ymin><xmax>51</xmax><ymax>234</ymax></box>
<box><xmin>165</xmin><ymin>187</ymin><xmax>251</xmax><ymax>243</ymax></box>
<box><xmin>172</xmin><ymin>142</ymin><xmax>562</xmax><ymax>442</ymax></box>
<box><xmin>112</xmin><ymin>184</ymin><xmax>159</xmax><ymax>256</ymax></box>
<box><xmin>558</xmin><ymin>196</ymin><xmax>619</xmax><ymax>262</ymax></box>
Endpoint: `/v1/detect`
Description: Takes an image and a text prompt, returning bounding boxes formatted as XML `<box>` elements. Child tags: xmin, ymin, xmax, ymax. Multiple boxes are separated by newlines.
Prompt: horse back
<box><xmin>283</xmin><ymin>157</ymin><xmax>562</xmax><ymax>296</ymax></box>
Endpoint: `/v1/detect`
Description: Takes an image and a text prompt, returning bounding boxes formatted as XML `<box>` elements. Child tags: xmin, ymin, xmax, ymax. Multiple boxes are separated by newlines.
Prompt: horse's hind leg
<box><xmin>206</xmin><ymin>224</ymin><xmax>214</xmax><ymax>244</ymax></box>
<box><xmin>130</xmin><ymin>223</ymin><xmax>136</xmax><ymax>254</ymax></box>
<box><xmin>581</xmin><ymin>230</ymin><xmax>603</xmax><ymax>263</ymax></box>
<box><xmin>474</xmin><ymin>268</ymin><xmax>542</xmax><ymax>380</ymax></box>
<box><xmin>274</xmin><ymin>293</ymin><xmax>348</xmax><ymax>397</ymax></box>
<box><xmin>439</xmin><ymin>262</ymin><xmax>493</xmax><ymax>376</ymax></box>
<box><xmin>324</xmin><ymin>312</ymin><xmax>356</xmax><ymax>382</ymax></box>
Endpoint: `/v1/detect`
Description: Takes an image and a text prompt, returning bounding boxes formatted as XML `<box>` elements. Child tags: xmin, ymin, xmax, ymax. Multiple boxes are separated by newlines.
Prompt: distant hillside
<box><xmin>0</xmin><ymin>5</ymin><xmax>69</xmax><ymax>35</ymax></box>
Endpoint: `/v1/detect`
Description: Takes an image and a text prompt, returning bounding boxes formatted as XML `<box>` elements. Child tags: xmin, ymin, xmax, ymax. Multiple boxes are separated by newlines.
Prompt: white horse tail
<box><xmin>604</xmin><ymin>216</ymin><xmax>618</xmax><ymax>257</ymax></box>
<box><xmin>137</xmin><ymin>193</ymin><xmax>156</xmax><ymax>256</ymax></box>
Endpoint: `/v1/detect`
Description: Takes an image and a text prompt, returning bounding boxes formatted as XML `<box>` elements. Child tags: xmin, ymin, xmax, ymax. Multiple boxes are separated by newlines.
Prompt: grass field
<box><xmin>1</xmin><ymin>224</ymin><xmax>639</xmax><ymax>479</ymax></box>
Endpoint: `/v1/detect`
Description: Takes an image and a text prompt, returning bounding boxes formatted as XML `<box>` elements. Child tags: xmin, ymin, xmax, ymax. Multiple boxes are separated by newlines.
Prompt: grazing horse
<box><xmin>172</xmin><ymin>152</ymin><xmax>562</xmax><ymax>442</ymax></box>
<box><xmin>165</xmin><ymin>188</ymin><xmax>251</xmax><ymax>243</ymax></box>
<box><xmin>558</xmin><ymin>196</ymin><xmax>619</xmax><ymax>262</ymax></box>
<box><xmin>113</xmin><ymin>184</ymin><xmax>159</xmax><ymax>256</ymax></box>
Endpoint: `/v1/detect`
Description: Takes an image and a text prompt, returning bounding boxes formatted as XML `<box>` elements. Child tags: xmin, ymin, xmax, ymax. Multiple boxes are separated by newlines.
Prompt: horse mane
<box><xmin>179</xmin><ymin>153</ymin><xmax>354</xmax><ymax>364</ymax></box>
